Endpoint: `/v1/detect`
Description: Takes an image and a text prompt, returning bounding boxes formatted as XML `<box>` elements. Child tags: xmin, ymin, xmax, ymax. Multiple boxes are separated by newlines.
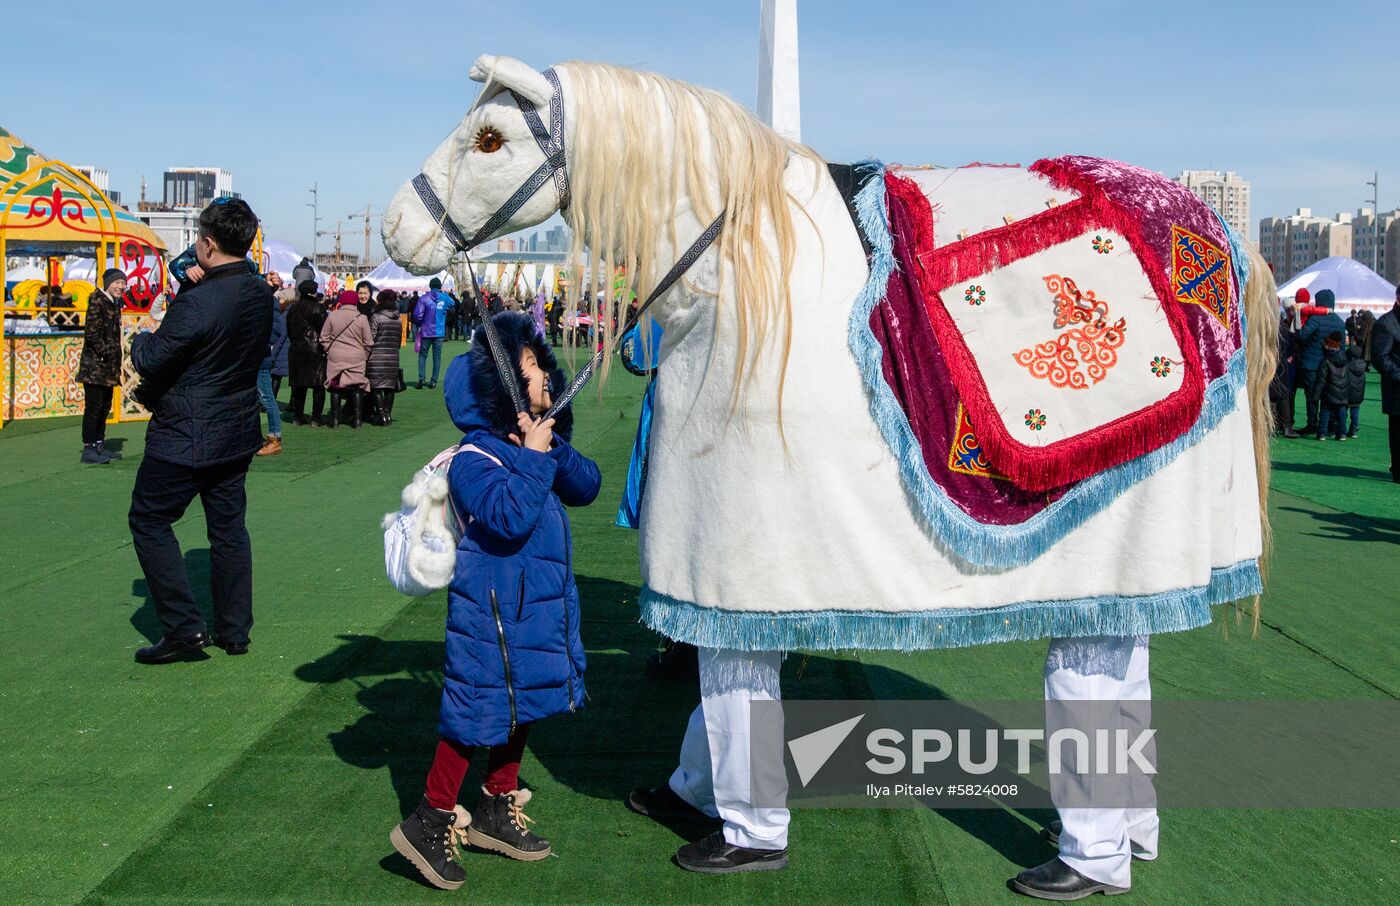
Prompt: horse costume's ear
<box><xmin>469</xmin><ymin>55</ymin><xmax>551</xmax><ymax>108</ymax></box>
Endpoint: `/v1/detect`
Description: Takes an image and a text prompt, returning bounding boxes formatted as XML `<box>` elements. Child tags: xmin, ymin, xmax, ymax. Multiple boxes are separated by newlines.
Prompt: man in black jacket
<box><xmin>1373</xmin><ymin>285</ymin><xmax>1400</xmax><ymax>483</ymax></box>
<box><xmin>127</xmin><ymin>198</ymin><xmax>273</xmax><ymax>664</ymax></box>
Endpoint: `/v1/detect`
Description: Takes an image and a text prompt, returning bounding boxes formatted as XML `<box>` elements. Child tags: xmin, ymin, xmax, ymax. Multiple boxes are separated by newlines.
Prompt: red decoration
<box><xmin>887</xmin><ymin>167</ymin><xmax>1206</xmax><ymax>493</ymax></box>
<box><xmin>1014</xmin><ymin>274</ymin><xmax>1127</xmax><ymax>389</ymax></box>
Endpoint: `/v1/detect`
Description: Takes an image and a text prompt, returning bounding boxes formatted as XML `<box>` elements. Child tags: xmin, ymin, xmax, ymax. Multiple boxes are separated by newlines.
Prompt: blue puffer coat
<box><xmin>439</xmin><ymin>315</ymin><xmax>602</xmax><ymax>747</ymax></box>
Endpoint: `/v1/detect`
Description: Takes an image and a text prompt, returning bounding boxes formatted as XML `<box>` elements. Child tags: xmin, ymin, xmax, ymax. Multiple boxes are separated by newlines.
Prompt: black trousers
<box><xmin>1390</xmin><ymin>412</ymin><xmax>1400</xmax><ymax>479</ymax></box>
<box><xmin>82</xmin><ymin>383</ymin><xmax>114</xmax><ymax>445</ymax></box>
<box><xmin>290</xmin><ymin>385</ymin><xmax>325</xmax><ymax>422</ymax></box>
<box><xmin>1300</xmin><ymin>367</ymin><xmax>1323</xmax><ymax>429</ymax></box>
<box><xmin>128</xmin><ymin>454</ymin><xmax>255</xmax><ymax>644</ymax></box>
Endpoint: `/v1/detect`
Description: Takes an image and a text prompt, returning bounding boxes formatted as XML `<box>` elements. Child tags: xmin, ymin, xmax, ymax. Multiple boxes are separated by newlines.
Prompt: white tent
<box><xmin>1277</xmin><ymin>256</ymin><xmax>1397</xmax><ymax>315</ymax></box>
<box><xmin>4</xmin><ymin>261</ymin><xmax>49</xmax><ymax>283</ymax></box>
<box><xmin>361</xmin><ymin>258</ymin><xmax>454</xmax><ymax>292</ymax></box>
<box><xmin>261</xmin><ymin>239</ymin><xmax>325</xmax><ymax>287</ymax></box>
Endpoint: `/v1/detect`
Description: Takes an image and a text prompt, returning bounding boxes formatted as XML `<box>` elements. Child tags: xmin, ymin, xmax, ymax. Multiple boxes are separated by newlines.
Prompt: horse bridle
<box><xmin>408</xmin><ymin>65</ymin><xmax>725</xmax><ymax>421</ymax></box>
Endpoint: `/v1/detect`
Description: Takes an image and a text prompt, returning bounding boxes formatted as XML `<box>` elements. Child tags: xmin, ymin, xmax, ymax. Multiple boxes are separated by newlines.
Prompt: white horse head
<box><xmin>382</xmin><ymin>55</ymin><xmax>567</xmax><ymax>275</ymax></box>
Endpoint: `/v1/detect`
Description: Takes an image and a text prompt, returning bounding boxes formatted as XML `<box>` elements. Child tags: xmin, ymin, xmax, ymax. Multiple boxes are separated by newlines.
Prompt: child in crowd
<box><xmin>1317</xmin><ymin>332</ymin><xmax>1349</xmax><ymax>440</ymax></box>
<box><xmin>1343</xmin><ymin>344</ymin><xmax>1368</xmax><ymax>438</ymax></box>
<box><xmin>390</xmin><ymin>312</ymin><xmax>601</xmax><ymax>890</ymax></box>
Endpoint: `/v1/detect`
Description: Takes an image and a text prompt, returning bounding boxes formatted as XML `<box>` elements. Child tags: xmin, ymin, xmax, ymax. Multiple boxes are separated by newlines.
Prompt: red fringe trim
<box><xmin>887</xmin><ymin>163</ymin><xmax>1206</xmax><ymax>492</ymax></box>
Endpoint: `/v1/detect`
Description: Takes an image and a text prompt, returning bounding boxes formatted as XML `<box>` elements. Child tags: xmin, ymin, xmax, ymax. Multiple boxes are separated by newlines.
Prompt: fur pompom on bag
<box><xmin>384</xmin><ymin>444</ymin><xmax>501</xmax><ymax>596</ymax></box>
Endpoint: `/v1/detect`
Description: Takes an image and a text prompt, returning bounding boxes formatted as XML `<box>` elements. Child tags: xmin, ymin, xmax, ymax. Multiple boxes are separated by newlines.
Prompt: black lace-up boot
<box><xmin>466</xmin><ymin>788</ymin><xmax>551</xmax><ymax>861</ymax></box>
<box><xmin>389</xmin><ymin>798</ymin><xmax>470</xmax><ymax>890</ymax></box>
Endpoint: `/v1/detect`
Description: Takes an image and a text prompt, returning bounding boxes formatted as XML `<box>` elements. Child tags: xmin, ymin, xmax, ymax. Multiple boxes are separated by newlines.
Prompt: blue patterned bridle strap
<box><xmin>411</xmin><ymin>68</ymin><xmax>570</xmax><ymax>254</ymax></box>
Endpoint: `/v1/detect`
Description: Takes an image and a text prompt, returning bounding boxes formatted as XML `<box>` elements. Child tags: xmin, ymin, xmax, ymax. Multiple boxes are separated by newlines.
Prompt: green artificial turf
<box><xmin>0</xmin><ymin>343</ymin><xmax>1396</xmax><ymax>905</ymax></box>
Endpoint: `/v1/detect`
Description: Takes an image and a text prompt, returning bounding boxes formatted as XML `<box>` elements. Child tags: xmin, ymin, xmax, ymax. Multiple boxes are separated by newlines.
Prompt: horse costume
<box><xmin>383</xmin><ymin>55</ymin><xmax>1277</xmax><ymax>889</ymax></box>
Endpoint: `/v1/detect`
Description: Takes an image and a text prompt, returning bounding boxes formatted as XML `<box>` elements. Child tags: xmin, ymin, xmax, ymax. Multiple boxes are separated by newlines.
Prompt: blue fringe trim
<box><xmin>1213</xmin><ymin>211</ymin><xmax>1252</xmax><ymax>300</ymax></box>
<box><xmin>848</xmin><ymin>161</ymin><xmax>1249</xmax><ymax>569</ymax></box>
<box><xmin>639</xmin><ymin>560</ymin><xmax>1261</xmax><ymax>652</ymax></box>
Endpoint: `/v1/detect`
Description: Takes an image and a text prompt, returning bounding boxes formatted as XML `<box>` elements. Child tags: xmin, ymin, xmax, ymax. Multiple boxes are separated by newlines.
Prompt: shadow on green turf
<box><xmin>291</xmin><ymin>575</ymin><xmax>1061</xmax><ymax>878</ymax></box>
<box><xmin>1275</xmin><ymin>505</ymin><xmax>1400</xmax><ymax>544</ymax></box>
<box><xmin>1271</xmin><ymin>459</ymin><xmax>1394</xmax><ymax>484</ymax></box>
<box><xmin>130</xmin><ymin>549</ymin><xmax>212</xmax><ymax>642</ymax></box>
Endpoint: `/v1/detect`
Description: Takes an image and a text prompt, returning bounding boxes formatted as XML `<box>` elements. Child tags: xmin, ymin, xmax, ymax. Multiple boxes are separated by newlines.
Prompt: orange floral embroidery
<box><xmin>1013</xmin><ymin>274</ymin><xmax>1127</xmax><ymax>389</ymax></box>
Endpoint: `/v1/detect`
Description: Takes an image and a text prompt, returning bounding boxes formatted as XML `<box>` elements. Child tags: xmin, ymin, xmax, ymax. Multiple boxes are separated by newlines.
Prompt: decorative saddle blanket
<box><xmin>848</xmin><ymin>157</ymin><xmax>1249</xmax><ymax>567</ymax></box>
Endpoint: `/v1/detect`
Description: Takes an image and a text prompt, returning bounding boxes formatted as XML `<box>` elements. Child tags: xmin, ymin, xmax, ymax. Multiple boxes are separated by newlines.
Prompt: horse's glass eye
<box><xmin>475</xmin><ymin>128</ymin><xmax>504</xmax><ymax>153</ymax></box>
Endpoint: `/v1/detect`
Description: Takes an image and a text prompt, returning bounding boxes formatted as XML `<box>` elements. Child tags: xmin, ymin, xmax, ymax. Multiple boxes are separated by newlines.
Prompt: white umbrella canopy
<box><xmin>1277</xmin><ymin>256</ymin><xmax>1397</xmax><ymax>315</ymax></box>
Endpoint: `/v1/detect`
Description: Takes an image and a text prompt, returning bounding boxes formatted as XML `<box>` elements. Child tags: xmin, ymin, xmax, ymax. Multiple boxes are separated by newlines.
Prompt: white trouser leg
<box><xmin>1045</xmin><ymin>635</ymin><xmax>1155</xmax><ymax>889</ymax></box>
<box><xmin>669</xmin><ymin>703</ymin><xmax>720</xmax><ymax>818</ymax></box>
<box><xmin>1119</xmin><ymin>641</ymin><xmax>1159</xmax><ymax>859</ymax></box>
<box><xmin>670</xmin><ymin>647</ymin><xmax>790</xmax><ymax>850</ymax></box>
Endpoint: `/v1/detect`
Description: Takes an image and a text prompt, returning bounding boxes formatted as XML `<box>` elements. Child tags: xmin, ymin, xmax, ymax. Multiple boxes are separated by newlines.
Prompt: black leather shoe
<box><xmin>216</xmin><ymin>639</ymin><xmax>249</xmax><ymax>656</ymax></box>
<box><xmin>627</xmin><ymin>783</ymin><xmax>713</xmax><ymax>822</ymax></box>
<box><xmin>675</xmin><ymin>830</ymin><xmax>787</xmax><ymax>874</ymax></box>
<box><xmin>1010</xmin><ymin>857</ymin><xmax>1128</xmax><ymax>900</ymax></box>
<box><xmin>134</xmin><ymin>633</ymin><xmax>212</xmax><ymax>665</ymax></box>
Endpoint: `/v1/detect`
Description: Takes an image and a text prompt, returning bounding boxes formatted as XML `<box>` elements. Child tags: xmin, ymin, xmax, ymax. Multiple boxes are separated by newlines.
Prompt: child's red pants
<box><xmin>424</xmin><ymin>724</ymin><xmax>529</xmax><ymax>811</ymax></box>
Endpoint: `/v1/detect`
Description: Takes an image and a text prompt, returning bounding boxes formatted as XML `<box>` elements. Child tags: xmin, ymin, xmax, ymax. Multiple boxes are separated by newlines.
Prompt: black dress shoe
<box><xmin>675</xmin><ymin>830</ymin><xmax>787</xmax><ymax>874</ymax></box>
<box><xmin>216</xmin><ymin>639</ymin><xmax>250</xmax><ymax>656</ymax></box>
<box><xmin>627</xmin><ymin>783</ymin><xmax>714</xmax><ymax>822</ymax></box>
<box><xmin>134</xmin><ymin>633</ymin><xmax>212</xmax><ymax>665</ymax></box>
<box><xmin>1010</xmin><ymin>857</ymin><xmax>1128</xmax><ymax>900</ymax></box>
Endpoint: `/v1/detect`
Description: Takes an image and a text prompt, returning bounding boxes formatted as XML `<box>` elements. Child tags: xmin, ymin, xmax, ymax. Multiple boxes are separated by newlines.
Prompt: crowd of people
<box><xmin>237</xmin><ymin>266</ymin><xmax>563</xmax><ymax>456</ymax></box>
<box><xmin>1271</xmin><ymin>284</ymin><xmax>1400</xmax><ymax>481</ymax></box>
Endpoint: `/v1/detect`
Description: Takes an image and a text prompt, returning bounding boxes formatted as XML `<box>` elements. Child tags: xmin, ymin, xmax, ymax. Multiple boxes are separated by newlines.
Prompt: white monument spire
<box><xmin>757</xmin><ymin>0</ymin><xmax>801</xmax><ymax>142</ymax></box>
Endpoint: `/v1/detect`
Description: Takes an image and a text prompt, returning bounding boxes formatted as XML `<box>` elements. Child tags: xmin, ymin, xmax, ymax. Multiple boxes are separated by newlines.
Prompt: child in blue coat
<box><xmin>391</xmin><ymin>313</ymin><xmax>601</xmax><ymax>890</ymax></box>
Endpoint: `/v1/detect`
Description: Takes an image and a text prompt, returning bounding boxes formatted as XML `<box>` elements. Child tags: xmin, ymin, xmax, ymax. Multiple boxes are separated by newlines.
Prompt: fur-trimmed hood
<box><xmin>444</xmin><ymin>311</ymin><xmax>574</xmax><ymax>441</ymax></box>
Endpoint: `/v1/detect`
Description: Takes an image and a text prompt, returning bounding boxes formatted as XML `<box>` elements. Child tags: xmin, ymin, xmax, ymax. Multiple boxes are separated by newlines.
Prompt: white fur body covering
<box><xmin>635</xmin><ymin>157</ymin><xmax>1261</xmax><ymax>648</ymax></box>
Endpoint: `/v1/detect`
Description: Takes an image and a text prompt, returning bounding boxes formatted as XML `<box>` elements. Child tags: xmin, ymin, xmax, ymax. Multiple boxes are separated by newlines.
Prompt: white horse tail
<box><xmin>1242</xmin><ymin>242</ymin><xmax>1279</xmax><ymax>635</ymax></box>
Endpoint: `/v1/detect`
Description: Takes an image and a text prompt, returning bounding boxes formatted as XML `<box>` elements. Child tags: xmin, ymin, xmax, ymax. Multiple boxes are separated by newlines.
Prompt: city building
<box><xmin>1173</xmin><ymin>170</ymin><xmax>1251</xmax><ymax>237</ymax></box>
<box><xmin>163</xmin><ymin>167</ymin><xmax>237</xmax><ymax>210</ymax></box>
<box><xmin>1259</xmin><ymin>206</ymin><xmax>1400</xmax><ymax>284</ymax></box>
<box><xmin>72</xmin><ymin>166</ymin><xmax>120</xmax><ymax>205</ymax></box>
<box><xmin>1259</xmin><ymin>208</ymin><xmax>1353</xmax><ymax>282</ymax></box>
<box><xmin>1350</xmin><ymin>207</ymin><xmax>1400</xmax><ymax>284</ymax></box>
<box><xmin>135</xmin><ymin>208</ymin><xmax>200</xmax><ymax>255</ymax></box>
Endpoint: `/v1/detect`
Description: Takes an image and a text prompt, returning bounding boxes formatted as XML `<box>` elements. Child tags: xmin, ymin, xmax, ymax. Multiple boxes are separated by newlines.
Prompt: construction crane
<box><xmin>348</xmin><ymin>204</ymin><xmax>375</xmax><ymax>269</ymax></box>
<box><xmin>316</xmin><ymin>220</ymin><xmax>345</xmax><ymax>268</ymax></box>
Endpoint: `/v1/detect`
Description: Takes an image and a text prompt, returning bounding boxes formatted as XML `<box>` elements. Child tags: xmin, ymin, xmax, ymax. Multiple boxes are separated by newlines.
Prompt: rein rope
<box><xmin>412</xmin><ymin>66</ymin><xmax>726</xmax><ymax>419</ymax></box>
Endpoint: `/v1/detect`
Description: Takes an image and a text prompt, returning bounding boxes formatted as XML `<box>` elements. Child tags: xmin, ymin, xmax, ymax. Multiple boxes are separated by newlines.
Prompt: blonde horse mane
<box><xmin>1240</xmin><ymin>243</ymin><xmax>1278</xmax><ymax>635</ymax></box>
<box><xmin>556</xmin><ymin>60</ymin><xmax>822</xmax><ymax>409</ymax></box>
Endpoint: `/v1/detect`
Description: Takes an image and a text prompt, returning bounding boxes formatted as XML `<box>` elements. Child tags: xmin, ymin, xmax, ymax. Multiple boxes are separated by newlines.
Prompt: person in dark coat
<box><xmin>389</xmin><ymin>312</ymin><xmax>600</xmax><ymax>890</ymax></box>
<box><xmin>270</xmin><ymin>288</ymin><xmax>291</xmax><ymax>394</ymax></box>
<box><xmin>285</xmin><ymin>280</ymin><xmax>327</xmax><ymax>425</ymax></box>
<box><xmin>366</xmin><ymin>289</ymin><xmax>403</xmax><ymax>425</ymax></box>
<box><xmin>1316</xmin><ymin>333</ymin><xmax>1349</xmax><ymax>440</ymax></box>
<box><xmin>1343</xmin><ymin>344</ymin><xmax>1368</xmax><ymax>439</ymax></box>
<box><xmin>1372</xmin><ymin>286</ymin><xmax>1400</xmax><ymax>482</ymax></box>
<box><xmin>127</xmin><ymin>197</ymin><xmax>271</xmax><ymax>665</ymax></box>
<box><xmin>1295</xmin><ymin>288</ymin><xmax>1346</xmax><ymax>433</ymax></box>
<box><xmin>76</xmin><ymin>269</ymin><xmax>127</xmax><ymax>463</ymax></box>
<box><xmin>1270</xmin><ymin>309</ymin><xmax>1299</xmax><ymax>437</ymax></box>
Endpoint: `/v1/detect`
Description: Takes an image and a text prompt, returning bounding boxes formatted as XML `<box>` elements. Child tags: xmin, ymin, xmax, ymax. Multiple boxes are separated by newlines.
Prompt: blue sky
<box><xmin>8</xmin><ymin>0</ymin><xmax>1397</xmax><ymax>253</ymax></box>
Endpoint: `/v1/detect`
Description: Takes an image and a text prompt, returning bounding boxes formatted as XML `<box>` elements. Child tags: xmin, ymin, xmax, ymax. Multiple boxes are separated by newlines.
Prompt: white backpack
<box><xmin>383</xmin><ymin>443</ymin><xmax>501</xmax><ymax>596</ymax></box>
